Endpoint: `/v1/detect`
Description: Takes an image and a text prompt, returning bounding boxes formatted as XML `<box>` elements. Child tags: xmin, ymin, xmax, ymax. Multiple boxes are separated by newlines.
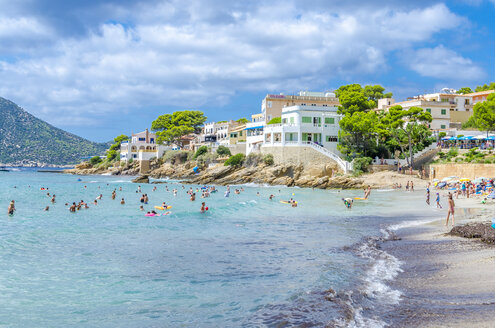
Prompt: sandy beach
<box><xmin>384</xmin><ymin>196</ymin><xmax>495</xmax><ymax>327</ymax></box>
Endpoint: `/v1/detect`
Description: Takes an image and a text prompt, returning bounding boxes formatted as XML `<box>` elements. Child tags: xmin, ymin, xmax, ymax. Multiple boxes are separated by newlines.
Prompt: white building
<box><xmin>261</xmin><ymin>105</ymin><xmax>342</xmax><ymax>153</ymax></box>
<box><xmin>120</xmin><ymin>129</ymin><xmax>167</xmax><ymax>161</ymax></box>
<box><xmin>245</xmin><ymin>121</ymin><xmax>265</xmax><ymax>155</ymax></box>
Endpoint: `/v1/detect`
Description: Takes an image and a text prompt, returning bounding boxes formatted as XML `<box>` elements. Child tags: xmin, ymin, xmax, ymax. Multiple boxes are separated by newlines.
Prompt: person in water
<box><xmin>436</xmin><ymin>193</ymin><xmax>442</xmax><ymax>208</ymax></box>
<box><xmin>44</xmin><ymin>206</ymin><xmax>49</xmax><ymax>211</ymax></box>
<box><xmin>342</xmin><ymin>198</ymin><xmax>353</xmax><ymax>209</ymax></box>
<box><xmin>269</xmin><ymin>194</ymin><xmax>274</xmax><ymax>200</ymax></box>
<box><xmin>363</xmin><ymin>186</ymin><xmax>371</xmax><ymax>199</ymax></box>
<box><xmin>69</xmin><ymin>202</ymin><xmax>76</xmax><ymax>212</ymax></box>
<box><xmin>120</xmin><ymin>198</ymin><xmax>125</xmax><ymax>205</ymax></box>
<box><xmin>7</xmin><ymin>200</ymin><xmax>15</xmax><ymax>215</ymax></box>
<box><xmin>446</xmin><ymin>193</ymin><xmax>455</xmax><ymax>227</ymax></box>
<box><xmin>139</xmin><ymin>205</ymin><xmax>144</xmax><ymax>211</ymax></box>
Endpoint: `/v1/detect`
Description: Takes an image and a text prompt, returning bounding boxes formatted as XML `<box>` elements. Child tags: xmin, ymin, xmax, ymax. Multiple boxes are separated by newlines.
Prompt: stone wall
<box><xmin>429</xmin><ymin>163</ymin><xmax>495</xmax><ymax>180</ymax></box>
<box><xmin>139</xmin><ymin>160</ymin><xmax>150</xmax><ymax>174</ymax></box>
<box><xmin>260</xmin><ymin>146</ymin><xmax>341</xmax><ymax>172</ymax></box>
<box><xmin>227</xmin><ymin>144</ymin><xmax>246</xmax><ymax>156</ymax></box>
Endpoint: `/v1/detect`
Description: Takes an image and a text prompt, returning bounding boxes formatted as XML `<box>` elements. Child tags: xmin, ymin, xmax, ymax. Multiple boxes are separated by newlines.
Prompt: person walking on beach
<box><xmin>410</xmin><ymin>181</ymin><xmax>414</xmax><ymax>192</ymax></box>
<box><xmin>446</xmin><ymin>193</ymin><xmax>455</xmax><ymax>227</ymax></box>
<box><xmin>436</xmin><ymin>193</ymin><xmax>442</xmax><ymax>209</ymax></box>
<box><xmin>7</xmin><ymin>200</ymin><xmax>15</xmax><ymax>215</ymax></box>
<box><xmin>426</xmin><ymin>188</ymin><xmax>430</xmax><ymax>205</ymax></box>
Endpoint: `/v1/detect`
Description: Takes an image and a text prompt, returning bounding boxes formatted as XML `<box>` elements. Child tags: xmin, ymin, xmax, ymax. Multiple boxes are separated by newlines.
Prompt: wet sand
<box><xmin>384</xmin><ymin>198</ymin><xmax>495</xmax><ymax>327</ymax></box>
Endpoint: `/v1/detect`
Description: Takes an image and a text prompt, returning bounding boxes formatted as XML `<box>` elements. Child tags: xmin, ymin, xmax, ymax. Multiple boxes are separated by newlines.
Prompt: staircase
<box><xmin>304</xmin><ymin>142</ymin><xmax>352</xmax><ymax>173</ymax></box>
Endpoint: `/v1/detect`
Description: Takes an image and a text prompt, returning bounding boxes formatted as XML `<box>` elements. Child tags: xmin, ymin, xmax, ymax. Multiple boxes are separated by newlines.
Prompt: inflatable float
<box><xmin>154</xmin><ymin>205</ymin><xmax>172</xmax><ymax>210</ymax></box>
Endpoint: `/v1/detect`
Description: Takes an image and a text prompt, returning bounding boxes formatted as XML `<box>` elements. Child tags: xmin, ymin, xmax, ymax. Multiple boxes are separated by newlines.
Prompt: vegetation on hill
<box><xmin>0</xmin><ymin>97</ymin><xmax>108</xmax><ymax>165</ymax></box>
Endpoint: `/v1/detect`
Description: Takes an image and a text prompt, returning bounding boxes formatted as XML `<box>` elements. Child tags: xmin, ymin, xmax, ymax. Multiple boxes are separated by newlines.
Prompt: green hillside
<box><xmin>0</xmin><ymin>97</ymin><xmax>108</xmax><ymax>165</ymax></box>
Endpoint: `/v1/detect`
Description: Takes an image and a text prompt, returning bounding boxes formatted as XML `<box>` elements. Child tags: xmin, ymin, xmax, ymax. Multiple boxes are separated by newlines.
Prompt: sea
<box><xmin>0</xmin><ymin>169</ymin><xmax>437</xmax><ymax>327</ymax></box>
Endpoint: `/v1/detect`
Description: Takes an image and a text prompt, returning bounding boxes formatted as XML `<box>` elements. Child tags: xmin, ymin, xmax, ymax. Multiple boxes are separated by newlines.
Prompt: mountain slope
<box><xmin>0</xmin><ymin>97</ymin><xmax>108</xmax><ymax>165</ymax></box>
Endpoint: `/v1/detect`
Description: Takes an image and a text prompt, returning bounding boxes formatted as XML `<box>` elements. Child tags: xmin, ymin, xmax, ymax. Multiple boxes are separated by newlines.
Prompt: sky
<box><xmin>0</xmin><ymin>0</ymin><xmax>494</xmax><ymax>142</ymax></box>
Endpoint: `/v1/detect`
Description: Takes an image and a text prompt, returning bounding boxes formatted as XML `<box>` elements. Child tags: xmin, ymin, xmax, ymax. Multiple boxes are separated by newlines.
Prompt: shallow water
<box><xmin>0</xmin><ymin>171</ymin><xmax>435</xmax><ymax>327</ymax></box>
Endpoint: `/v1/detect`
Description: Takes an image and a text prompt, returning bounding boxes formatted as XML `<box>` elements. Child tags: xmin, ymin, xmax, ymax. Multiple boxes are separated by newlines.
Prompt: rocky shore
<box><xmin>449</xmin><ymin>222</ymin><xmax>495</xmax><ymax>245</ymax></box>
<box><xmin>65</xmin><ymin>158</ymin><xmax>428</xmax><ymax>190</ymax></box>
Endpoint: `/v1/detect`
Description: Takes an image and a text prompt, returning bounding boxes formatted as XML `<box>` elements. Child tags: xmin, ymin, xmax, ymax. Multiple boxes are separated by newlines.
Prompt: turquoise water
<box><xmin>0</xmin><ymin>171</ymin><xmax>432</xmax><ymax>327</ymax></box>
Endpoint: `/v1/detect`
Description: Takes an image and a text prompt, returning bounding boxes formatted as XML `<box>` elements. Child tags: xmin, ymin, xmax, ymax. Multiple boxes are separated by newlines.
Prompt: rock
<box><xmin>449</xmin><ymin>222</ymin><xmax>495</xmax><ymax>245</ymax></box>
<box><xmin>132</xmin><ymin>175</ymin><xmax>149</xmax><ymax>183</ymax></box>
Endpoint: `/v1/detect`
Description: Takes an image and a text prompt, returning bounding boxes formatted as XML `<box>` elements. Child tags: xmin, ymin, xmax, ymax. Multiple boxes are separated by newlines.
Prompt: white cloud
<box><xmin>406</xmin><ymin>45</ymin><xmax>485</xmax><ymax>81</ymax></box>
<box><xmin>0</xmin><ymin>1</ymin><xmax>472</xmax><ymax>127</ymax></box>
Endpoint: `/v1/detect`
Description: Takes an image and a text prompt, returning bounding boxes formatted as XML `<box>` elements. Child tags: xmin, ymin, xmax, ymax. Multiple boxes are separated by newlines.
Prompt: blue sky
<box><xmin>0</xmin><ymin>0</ymin><xmax>494</xmax><ymax>142</ymax></box>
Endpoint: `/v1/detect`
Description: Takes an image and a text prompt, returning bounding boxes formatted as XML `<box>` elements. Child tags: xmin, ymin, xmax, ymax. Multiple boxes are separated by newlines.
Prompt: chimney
<box><xmin>145</xmin><ymin>128</ymin><xmax>149</xmax><ymax>143</ymax></box>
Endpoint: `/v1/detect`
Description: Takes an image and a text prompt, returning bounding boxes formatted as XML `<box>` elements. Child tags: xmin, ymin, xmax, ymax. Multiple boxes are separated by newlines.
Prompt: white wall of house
<box><xmin>245</xmin><ymin>122</ymin><xmax>265</xmax><ymax>155</ymax></box>
<box><xmin>262</xmin><ymin>105</ymin><xmax>341</xmax><ymax>153</ymax></box>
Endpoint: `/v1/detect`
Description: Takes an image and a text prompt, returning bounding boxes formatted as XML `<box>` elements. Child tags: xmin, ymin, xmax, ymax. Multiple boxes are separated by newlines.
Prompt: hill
<box><xmin>0</xmin><ymin>97</ymin><xmax>108</xmax><ymax>166</ymax></box>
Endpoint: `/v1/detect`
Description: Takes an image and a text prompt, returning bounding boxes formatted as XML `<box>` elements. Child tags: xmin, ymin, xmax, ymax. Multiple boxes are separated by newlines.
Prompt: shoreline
<box><xmin>383</xmin><ymin>197</ymin><xmax>495</xmax><ymax>327</ymax></box>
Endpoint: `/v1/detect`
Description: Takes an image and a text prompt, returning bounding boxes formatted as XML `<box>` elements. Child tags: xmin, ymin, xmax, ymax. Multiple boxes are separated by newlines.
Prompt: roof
<box><xmin>230</xmin><ymin>125</ymin><xmax>246</xmax><ymax>133</ymax></box>
<box><xmin>245</xmin><ymin>125</ymin><xmax>264</xmax><ymax>130</ymax></box>
<box><xmin>462</xmin><ymin>90</ymin><xmax>495</xmax><ymax>97</ymax></box>
<box><xmin>251</xmin><ymin>113</ymin><xmax>263</xmax><ymax>118</ymax></box>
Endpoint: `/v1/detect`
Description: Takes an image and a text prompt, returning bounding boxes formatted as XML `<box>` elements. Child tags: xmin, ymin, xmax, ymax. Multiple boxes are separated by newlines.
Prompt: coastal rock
<box><xmin>132</xmin><ymin>175</ymin><xmax>149</xmax><ymax>183</ymax></box>
<box><xmin>449</xmin><ymin>222</ymin><xmax>495</xmax><ymax>245</ymax></box>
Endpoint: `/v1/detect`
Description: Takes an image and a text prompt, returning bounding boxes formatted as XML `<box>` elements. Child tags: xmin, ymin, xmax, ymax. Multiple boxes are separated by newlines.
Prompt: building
<box><xmin>464</xmin><ymin>90</ymin><xmax>495</xmax><ymax>104</ymax></box>
<box><xmin>199</xmin><ymin>120</ymin><xmax>243</xmax><ymax>146</ymax></box>
<box><xmin>228</xmin><ymin>125</ymin><xmax>247</xmax><ymax>145</ymax></box>
<box><xmin>260</xmin><ymin>91</ymin><xmax>340</xmax><ymax>123</ymax></box>
<box><xmin>245</xmin><ymin>117</ymin><xmax>265</xmax><ymax>155</ymax></box>
<box><xmin>120</xmin><ymin>129</ymin><xmax>167</xmax><ymax>161</ymax></box>
<box><xmin>262</xmin><ymin>104</ymin><xmax>342</xmax><ymax>153</ymax></box>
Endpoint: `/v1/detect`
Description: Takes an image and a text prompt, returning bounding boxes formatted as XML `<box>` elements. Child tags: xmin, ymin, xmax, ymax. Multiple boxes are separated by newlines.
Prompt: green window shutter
<box><xmin>324</xmin><ymin>117</ymin><xmax>335</xmax><ymax>124</ymax></box>
<box><xmin>302</xmin><ymin>117</ymin><xmax>311</xmax><ymax>123</ymax></box>
<box><xmin>239</xmin><ymin>131</ymin><xmax>243</xmax><ymax>136</ymax></box>
<box><xmin>441</xmin><ymin>125</ymin><xmax>446</xmax><ymax>129</ymax></box>
<box><xmin>302</xmin><ymin>133</ymin><xmax>308</xmax><ymax>141</ymax></box>
<box><xmin>290</xmin><ymin>117</ymin><xmax>294</xmax><ymax>124</ymax></box>
<box><xmin>426</xmin><ymin>108</ymin><xmax>431</xmax><ymax>113</ymax></box>
<box><xmin>441</xmin><ymin>109</ymin><xmax>446</xmax><ymax>115</ymax></box>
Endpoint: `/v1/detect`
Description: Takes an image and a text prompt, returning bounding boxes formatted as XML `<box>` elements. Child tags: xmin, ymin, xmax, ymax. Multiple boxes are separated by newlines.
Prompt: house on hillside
<box><xmin>120</xmin><ymin>129</ymin><xmax>167</xmax><ymax>161</ymax></box>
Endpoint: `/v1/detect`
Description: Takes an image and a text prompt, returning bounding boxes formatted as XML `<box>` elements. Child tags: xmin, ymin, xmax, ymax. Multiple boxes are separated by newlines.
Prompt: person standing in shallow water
<box><xmin>7</xmin><ymin>200</ymin><xmax>15</xmax><ymax>215</ymax></box>
<box><xmin>446</xmin><ymin>193</ymin><xmax>455</xmax><ymax>227</ymax></box>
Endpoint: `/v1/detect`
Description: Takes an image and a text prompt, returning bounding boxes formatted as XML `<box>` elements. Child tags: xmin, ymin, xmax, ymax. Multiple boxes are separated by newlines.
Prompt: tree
<box><xmin>193</xmin><ymin>145</ymin><xmax>208</xmax><ymax>159</ymax></box>
<box><xmin>381</xmin><ymin>106</ymin><xmax>432</xmax><ymax>168</ymax></box>
<box><xmin>152</xmin><ymin>110</ymin><xmax>207</xmax><ymax>147</ymax></box>
<box><xmin>90</xmin><ymin>156</ymin><xmax>102</xmax><ymax>166</ymax></box>
<box><xmin>107</xmin><ymin>134</ymin><xmax>129</xmax><ymax>160</ymax></box>
<box><xmin>267</xmin><ymin>117</ymin><xmax>281</xmax><ymax>124</ymax></box>
<box><xmin>363</xmin><ymin>85</ymin><xmax>393</xmax><ymax>103</ymax></box>
<box><xmin>216</xmin><ymin>145</ymin><xmax>231</xmax><ymax>156</ymax></box>
<box><xmin>473</xmin><ymin>93</ymin><xmax>495</xmax><ymax>136</ymax></box>
<box><xmin>337</xmin><ymin>110</ymin><xmax>380</xmax><ymax>159</ymax></box>
<box><xmin>336</xmin><ymin>83</ymin><xmax>391</xmax><ymax>115</ymax></box>
<box><xmin>236</xmin><ymin>118</ymin><xmax>249</xmax><ymax>124</ymax></box>
<box><xmin>475</xmin><ymin>82</ymin><xmax>495</xmax><ymax>92</ymax></box>
<box><xmin>456</xmin><ymin>87</ymin><xmax>473</xmax><ymax>94</ymax></box>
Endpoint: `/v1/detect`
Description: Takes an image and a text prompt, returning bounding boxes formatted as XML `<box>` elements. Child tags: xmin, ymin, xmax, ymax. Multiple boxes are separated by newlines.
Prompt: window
<box><xmin>426</xmin><ymin>108</ymin><xmax>431</xmax><ymax>113</ymax></box>
<box><xmin>441</xmin><ymin>109</ymin><xmax>446</xmax><ymax>115</ymax></box>
<box><xmin>324</xmin><ymin>117</ymin><xmax>335</xmax><ymax>124</ymax></box>
<box><xmin>239</xmin><ymin>131</ymin><xmax>243</xmax><ymax>136</ymax></box>
<box><xmin>302</xmin><ymin>117</ymin><xmax>312</xmax><ymax>123</ymax></box>
<box><xmin>290</xmin><ymin>117</ymin><xmax>294</xmax><ymax>124</ymax></box>
<box><xmin>300</xmin><ymin>103</ymin><xmax>306</xmax><ymax>106</ymax></box>
<box><xmin>441</xmin><ymin>125</ymin><xmax>446</xmax><ymax>129</ymax></box>
<box><xmin>267</xmin><ymin>101</ymin><xmax>272</xmax><ymax>108</ymax></box>
<box><xmin>138</xmin><ymin>137</ymin><xmax>145</xmax><ymax>141</ymax></box>
<box><xmin>311</xmin><ymin>104</ymin><xmax>316</xmax><ymax>106</ymax></box>
<box><xmin>323</xmin><ymin>104</ymin><xmax>328</xmax><ymax>107</ymax></box>
<box><xmin>326</xmin><ymin>136</ymin><xmax>338</xmax><ymax>142</ymax></box>
<box><xmin>282</xmin><ymin>118</ymin><xmax>287</xmax><ymax>124</ymax></box>
<box><xmin>285</xmin><ymin>133</ymin><xmax>298</xmax><ymax>142</ymax></box>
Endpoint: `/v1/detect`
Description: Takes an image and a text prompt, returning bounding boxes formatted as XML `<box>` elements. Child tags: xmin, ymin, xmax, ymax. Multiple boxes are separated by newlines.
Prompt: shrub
<box><xmin>196</xmin><ymin>152</ymin><xmax>218</xmax><ymax>166</ymax></box>
<box><xmin>224</xmin><ymin>153</ymin><xmax>245</xmax><ymax>166</ymax></box>
<box><xmin>267</xmin><ymin>117</ymin><xmax>281</xmax><ymax>125</ymax></box>
<box><xmin>263</xmin><ymin>154</ymin><xmax>274</xmax><ymax>165</ymax></box>
<box><xmin>243</xmin><ymin>153</ymin><xmax>263</xmax><ymax>166</ymax></box>
<box><xmin>438</xmin><ymin>132</ymin><xmax>447</xmax><ymax>138</ymax></box>
<box><xmin>163</xmin><ymin>150</ymin><xmax>192</xmax><ymax>164</ymax></box>
<box><xmin>128</xmin><ymin>158</ymin><xmax>133</xmax><ymax>164</ymax></box>
<box><xmin>352</xmin><ymin>157</ymin><xmax>372</xmax><ymax>174</ymax></box>
<box><xmin>216</xmin><ymin>145</ymin><xmax>231</xmax><ymax>156</ymax></box>
<box><xmin>90</xmin><ymin>156</ymin><xmax>102</xmax><ymax>166</ymax></box>
<box><xmin>194</xmin><ymin>146</ymin><xmax>208</xmax><ymax>159</ymax></box>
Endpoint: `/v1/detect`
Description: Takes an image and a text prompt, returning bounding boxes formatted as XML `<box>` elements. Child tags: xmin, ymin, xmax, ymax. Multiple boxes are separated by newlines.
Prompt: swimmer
<box><xmin>269</xmin><ymin>194</ymin><xmax>274</xmax><ymax>200</ymax></box>
<box><xmin>44</xmin><ymin>206</ymin><xmax>49</xmax><ymax>211</ymax></box>
<box><xmin>69</xmin><ymin>202</ymin><xmax>76</xmax><ymax>212</ymax></box>
<box><xmin>190</xmin><ymin>193</ymin><xmax>196</xmax><ymax>201</ymax></box>
<box><xmin>200</xmin><ymin>202</ymin><xmax>206</xmax><ymax>213</ymax></box>
<box><xmin>342</xmin><ymin>198</ymin><xmax>353</xmax><ymax>209</ymax></box>
<box><xmin>7</xmin><ymin>200</ymin><xmax>15</xmax><ymax>215</ymax></box>
<box><xmin>120</xmin><ymin>198</ymin><xmax>125</xmax><ymax>205</ymax></box>
<box><xmin>94</xmin><ymin>200</ymin><xmax>98</xmax><ymax>205</ymax></box>
<box><xmin>364</xmin><ymin>186</ymin><xmax>372</xmax><ymax>199</ymax></box>
<box><xmin>140</xmin><ymin>205</ymin><xmax>144</xmax><ymax>211</ymax></box>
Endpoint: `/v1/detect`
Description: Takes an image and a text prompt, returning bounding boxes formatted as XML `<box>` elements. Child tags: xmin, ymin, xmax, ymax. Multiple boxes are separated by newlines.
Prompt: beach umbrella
<box><xmin>442</xmin><ymin>176</ymin><xmax>459</xmax><ymax>182</ymax></box>
<box><xmin>474</xmin><ymin>135</ymin><xmax>486</xmax><ymax>140</ymax></box>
